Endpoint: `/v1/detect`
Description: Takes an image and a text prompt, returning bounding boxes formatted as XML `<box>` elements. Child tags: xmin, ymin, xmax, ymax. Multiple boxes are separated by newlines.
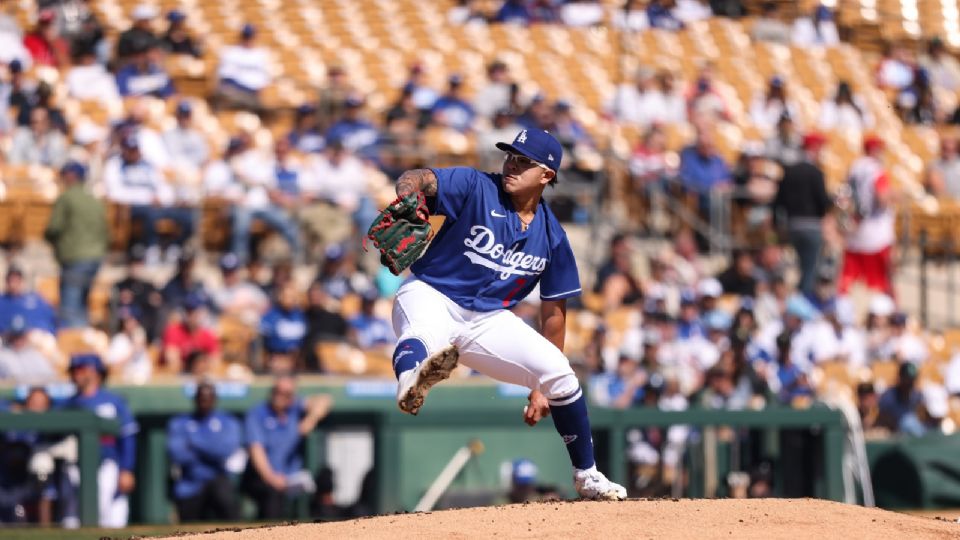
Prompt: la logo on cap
<box><xmin>517</xmin><ymin>130</ymin><xmax>527</xmax><ymax>144</ymax></box>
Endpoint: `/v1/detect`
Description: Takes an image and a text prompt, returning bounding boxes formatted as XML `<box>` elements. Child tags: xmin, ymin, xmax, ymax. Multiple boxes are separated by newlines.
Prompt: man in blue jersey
<box><xmin>167</xmin><ymin>381</ymin><xmax>243</xmax><ymax>522</ymax></box>
<box><xmin>65</xmin><ymin>354</ymin><xmax>138</xmax><ymax>528</ymax></box>
<box><xmin>385</xmin><ymin>129</ymin><xmax>626</xmax><ymax>500</ymax></box>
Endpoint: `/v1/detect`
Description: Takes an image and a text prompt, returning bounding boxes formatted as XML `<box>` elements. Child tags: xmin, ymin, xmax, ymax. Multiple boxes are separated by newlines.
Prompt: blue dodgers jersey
<box><xmin>67</xmin><ymin>388</ymin><xmax>139</xmax><ymax>471</ymax></box>
<box><xmin>411</xmin><ymin>167</ymin><xmax>581</xmax><ymax>311</ymax></box>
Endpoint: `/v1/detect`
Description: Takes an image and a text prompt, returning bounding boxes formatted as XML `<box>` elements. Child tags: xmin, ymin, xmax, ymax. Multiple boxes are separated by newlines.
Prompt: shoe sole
<box><xmin>398</xmin><ymin>345</ymin><xmax>459</xmax><ymax>415</ymax></box>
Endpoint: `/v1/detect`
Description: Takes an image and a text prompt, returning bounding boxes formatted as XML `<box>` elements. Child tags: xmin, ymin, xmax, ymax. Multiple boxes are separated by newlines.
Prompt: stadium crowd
<box><xmin>0</xmin><ymin>0</ymin><xmax>958</xmax><ymax>526</ymax></box>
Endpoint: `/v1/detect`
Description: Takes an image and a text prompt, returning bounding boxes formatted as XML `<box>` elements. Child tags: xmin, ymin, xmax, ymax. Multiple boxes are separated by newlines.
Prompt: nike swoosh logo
<box><xmin>491</xmin><ymin>210</ymin><xmax>506</xmax><ymax>218</ymax></box>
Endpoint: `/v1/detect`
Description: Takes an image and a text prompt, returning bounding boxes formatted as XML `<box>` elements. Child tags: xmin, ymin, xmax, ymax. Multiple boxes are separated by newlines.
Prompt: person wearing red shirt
<box><xmin>162</xmin><ymin>293</ymin><xmax>221</xmax><ymax>374</ymax></box>
<box><xmin>23</xmin><ymin>10</ymin><xmax>68</xmax><ymax>68</ymax></box>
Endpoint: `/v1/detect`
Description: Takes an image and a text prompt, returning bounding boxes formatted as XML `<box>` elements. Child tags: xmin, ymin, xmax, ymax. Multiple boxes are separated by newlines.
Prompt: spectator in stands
<box><xmin>7</xmin><ymin>106</ymin><xmax>67</xmax><ymax>168</ymax></box>
<box><xmin>15</xmin><ymin>79</ymin><xmax>66</xmax><ymax>132</ymax></box>
<box><xmin>925</xmin><ymin>135</ymin><xmax>960</xmax><ymax>199</ymax></box>
<box><xmin>115</xmin><ymin>41</ymin><xmax>175</xmax><ymax>98</ymax></box>
<box><xmin>750</xmin><ymin>76</ymin><xmax>797</xmax><ymax>136</ymax></box>
<box><xmin>609</xmin><ymin>67</ymin><xmax>658</xmax><ymax>127</ymax></box>
<box><xmin>647</xmin><ymin>0</ymin><xmax>683</xmax><ymax>30</ymax></box>
<box><xmin>385</xmin><ymin>84</ymin><xmax>426</xmax><ymax>131</ymax></box>
<box><xmin>920</xmin><ymin>37</ymin><xmax>960</xmax><ymax>93</ymax></box>
<box><xmin>115</xmin><ymin>97</ymin><xmax>171</xmax><ymax>169</ymax></box>
<box><xmin>162</xmin><ymin>292</ymin><xmax>221</xmax><ymax>374</ymax></box>
<box><xmin>900</xmin><ymin>385</ymin><xmax>950</xmax><ymax>436</ymax></box>
<box><xmin>167</xmin><ymin>381</ymin><xmax>242</xmax><ymax>522</ymax></box>
<box><xmin>773</xmin><ymin>132</ymin><xmax>831</xmax><ymax>295</ymax></box>
<box><xmin>104</xmin><ymin>306</ymin><xmax>152</xmax><ymax>384</ymax></box>
<box><xmin>839</xmin><ymin>135</ymin><xmax>895</xmax><ymax>296</ymax></box>
<box><xmin>448</xmin><ymin>0</ymin><xmax>487</xmax><ymax>24</ymax></box>
<box><xmin>244</xmin><ymin>377</ymin><xmax>332</xmax><ymax>520</ymax></box>
<box><xmin>0</xmin><ymin>315</ymin><xmax>58</xmax><ymax>384</ymax></box>
<box><xmin>560</xmin><ymin>0</ymin><xmax>603</xmax><ymax>26</ymax></box>
<box><xmin>594</xmin><ymin>233</ymin><xmax>644</xmax><ymax>311</ymax></box>
<box><xmin>0</xmin><ymin>266</ymin><xmax>56</xmax><ymax>335</ymax></box>
<box><xmin>60</xmin><ymin>0</ymin><xmax>106</xmax><ymax>62</ymax></box>
<box><xmin>212</xmin><ymin>253</ymin><xmax>269</xmax><ymax>327</ymax></box>
<box><xmin>115</xmin><ymin>3</ymin><xmax>157</xmax><ymax>65</ymax></box>
<box><xmin>877</xmin><ymin>361</ymin><xmax>922</xmax><ymax>433</ymax></box>
<box><xmin>476</xmin><ymin>108</ymin><xmax>521</xmax><ymax>171</ymax></box>
<box><xmin>402</xmin><ymin>63</ymin><xmax>438</xmax><ymax>111</ymax></box>
<box><xmin>216</xmin><ymin>23</ymin><xmax>272</xmax><ymax>113</ymax></box>
<box><xmin>818</xmin><ymin>81</ymin><xmax>873</xmax><ymax>133</ymax></box>
<box><xmin>66</xmin><ymin>354</ymin><xmax>138</xmax><ymax>528</ymax></box>
<box><xmin>300</xmin><ymin>138</ymin><xmax>373</xmax><ymax>245</ymax></box>
<box><xmin>23</xmin><ymin>9</ymin><xmax>68</xmax><ymax>68</ymax></box>
<box><xmin>303</xmin><ymin>281</ymin><xmax>348</xmax><ymax>371</ymax></box>
<box><xmin>66</xmin><ymin>48</ymin><xmax>119</xmax><ymax>104</ymax></box>
<box><xmin>474</xmin><ymin>60</ymin><xmax>513</xmax><ymax>120</ymax></box>
<box><xmin>749</xmin><ymin>2</ymin><xmax>790</xmax><ymax>45</ymax></box>
<box><xmin>113</xmin><ymin>246</ymin><xmax>163</xmax><ymax>341</ymax></box>
<box><xmin>315</xmin><ymin>244</ymin><xmax>373</xmax><ymax>301</ymax></box>
<box><xmin>44</xmin><ymin>161</ymin><xmax>107</xmax><ymax>328</ymax></box>
<box><xmin>261</xmin><ymin>282</ymin><xmax>307</xmax><ymax>374</ymax></box>
<box><xmin>687</xmin><ymin>65</ymin><xmax>731</xmax><ymax>123</ymax></box>
<box><xmin>347</xmin><ymin>289</ymin><xmax>394</xmax><ymax>350</ymax></box>
<box><xmin>764</xmin><ymin>111</ymin><xmax>803</xmax><ymax>166</ymax></box>
<box><xmin>857</xmin><ymin>381</ymin><xmax>880</xmax><ymax>429</ymax></box>
<box><xmin>287</xmin><ymin>104</ymin><xmax>325</xmax><ymax>154</ymax></box>
<box><xmin>317</xmin><ymin>65</ymin><xmax>353</xmax><ymax>131</ymax></box>
<box><xmin>324</xmin><ymin>95</ymin><xmax>379</xmax><ymax>157</ymax></box>
<box><xmin>673</xmin><ymin>0</ymin><xmax>713</xmax><ymax>24</ymax></box>
<box><xmin>103</xmin><ymin>133</ymin><xmax>188</xmax><ymax>265</ymax></box>
<box><xmin>163</xmin><ymin>100</ymin><xmax>208</xmax><ymax>174</ymax></box>
<box><xmin>516</xmin><ymin>93</ymin><xmax>553</xmax><ymax>130</ymax></box>
<box><xmin>899</xmin><ymin>75</ymin><xmax>940</xmax><ymax>125</ymax></box>
<box><xmin>877</xmin><ymin>42</ymin><xmax>916</xmax><ymax>91</ymax></box>
<box><xmin>161</xmin><ymin>250</ymin><xmax>208</xmax><ymax>311</ymax></box>
<box><xmin>494</xmin><ymin>0</ymin><xmax>532</xmax><ymax>25</ymax></box>
<box><xmin>161</xmin><ymin>10</ymin><xmax>201</xmax><ymax>58</ymax></box>
<box><xmin>864</xmin><ymin>293</ymin><xmax>895</xmax><ymax>362</ymax></box>
<box><xmin>612</xmin><ymin>0</ymin><xmax>649</xmax><ymax>31</ymax></box>
<box><xmin>431</xmin><ymin>74</ymin><xmax>476</xmax><ymax>133</ymax></box>
<box><xmin>812</xmin><ymin>297</ymin><xmax>866</xmax><ymax>367</ymax></box>
<box><xmin>791</xmin><ymin>3</ymin><xmax>839</xmax><ymax>48</ymax></box>
<box><xmin>678</xmin><ymin>127</ymin><xmax>732</xmax><ymax>213</ymax></box>
<box><xmin>717</xmin><ymin>249</ymin><xmax>758</xmax><ymax>297</ymax></box>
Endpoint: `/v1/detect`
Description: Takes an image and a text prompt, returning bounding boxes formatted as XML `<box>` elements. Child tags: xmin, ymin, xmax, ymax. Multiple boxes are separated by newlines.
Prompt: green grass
<box><xmin>0</xmin><ymin>523</ymin><xmax>258</xmax><ymax>540</ymax></box>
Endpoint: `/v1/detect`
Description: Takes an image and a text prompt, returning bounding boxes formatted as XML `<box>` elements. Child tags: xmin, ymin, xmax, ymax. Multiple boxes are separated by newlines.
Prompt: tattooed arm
<box><xmin>395</xmin><ymin>169</ymin><xmax>438</xmax><ymax>197</ymax></box>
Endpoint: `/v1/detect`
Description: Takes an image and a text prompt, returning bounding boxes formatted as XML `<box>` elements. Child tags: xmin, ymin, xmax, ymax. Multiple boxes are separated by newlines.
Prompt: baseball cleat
<box><xmin>397</xmin><ymin>345</ymin><xmax>459</xmax><ymax>415</ymax></box>
<box><xmin>574</xmin><ymin>468</ymin><xmax>628</xmax><ymax>501</ymax></box>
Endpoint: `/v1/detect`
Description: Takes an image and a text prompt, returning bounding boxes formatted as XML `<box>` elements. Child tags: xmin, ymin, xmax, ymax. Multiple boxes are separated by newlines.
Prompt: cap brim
<box><xmin>495</xmin><ymin>142</ymin><xmax>557</xmax><ymax>172</ymax></box>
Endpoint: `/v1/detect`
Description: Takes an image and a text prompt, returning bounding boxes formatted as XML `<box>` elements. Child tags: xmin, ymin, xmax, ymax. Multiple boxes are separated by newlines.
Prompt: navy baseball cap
<box><xmin>69</xmin><ymin>353</ymin><xmax>106</xmax><ymax>374</ymax></box>
<box><xmin>7</xmin><ymin>315</ymin><xmax>27</xmax><ymax>336</ymax></box>
<box><xmin>60</xmin><ymin>161</ymin><xmax>86</xmax><ymax>180</ymax></box>
<box><xmin>167</xmin><ymin>9</ymin><xmax>186</xmax><ymax>22</ymax></box>
<box><xmin>175</xmin><ymin>100</ymin><xmax>192</xmax><ymax>116</ymax></box>
<box><xmin>220</xmin><ymin>253</ymin><xmax>241</xmax><ymax>272</ymax></box>
<box><xmin>120</xmin><ymin>133</ymin><xmax>139</xmax><ymax>150</ymax></box>
<box><xmin>184</xmin><ymin>291</ymin><xmax>208</xmax><ymax>312</ymax></box>
<box><xmin>241</xmin><ymin>23</ymin><xmax>256</xmax><ymax>39</ymax></box>
<box><xmin>495</xmin><ymin>129</ymin><xmax>563</xmax><ymax>172</ymax></box>
<box><xmin>511</xmin><ymin>459</ymin><xmax>538</xmax><ymax>486</ymax></box>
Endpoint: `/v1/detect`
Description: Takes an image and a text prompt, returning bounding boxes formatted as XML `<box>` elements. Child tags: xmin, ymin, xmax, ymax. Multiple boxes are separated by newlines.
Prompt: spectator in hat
<box><xmin>215</xmin><ymin>23</ymin><xmax>272</xmax><ymax>112</ymax></box>
<box><xmin>160</xmin><ymin>251</ymin><xmax>208</xmax><ymax>314</ymax></box>
<box><xmin>506</xmin><ymin>459</ymin><xmax>540</xmax><ymax>503</ymax></box>
<box><xmin>167</xmin><ymin>381</ymin><xmax>242</xmax><ymax>522</ymax></box>
<box><xmin>315</xmin><ymin>243</ymin><xmax>373</xmax><ymax>301</ymax></box>
<box><xmin>819</xmin><ymin>81</ymin><xmax>873</xmax><ymax>133</ymax></box>
<box><xmin>115</xmin><ymin>40</ymin><xmax>175</xmax><ymax>98</ymax></box>
<box><xmin>66</xmin><ymin>353</ymin><xmax>138</xmax><ymax>527</ymax></box>
<box><xmin>347</xmin><ymin>290</ymin><xmax>395</xmax><ymax>350</ymax></box>
<box><xmin>65</xmin><ymin>47</ymin><xmax>120</xmax><ymax>105</ymax></box>
<box><xmin>430</xmin><ymin>74</ymin><xmax>475</xmax><ymax>133</ymax></box>
<box><xmin>882</xmin><ymin>311</ymin><xmax>928</xmax><ymax>365</ymax></box>
<box><xmin>772</xmin><ymin>132</ymin><xmax>831</xmax><ymax>295</ymax></box>
<box><xmin>878</xmin><ymin>362</ymin><xmax>923</xmax><ymax>433</ymax></box>
<box><xmin>839</xmin><ymin>135</ymin><xmax>895</xmax><ymax>297</ymax></box>
<box><xmin>44</xmin><ymin>161</ymin><xmax>107</xmax><ymax>328</ymax></box>
<box><xmin>116</xmin><ymin>3</ymin><xmax>158</xmax><ymax>65</ymax></box>
<box><xmin>162</xmin><ymin>292</ymin><xmax>221</xmax><ymax>374</ymax></box>
<box><xmin>260</xmin><ymin>282</ymin><xmax>307</xmax><ymax>374</ymax></box>
<box><xmin>0</xmin><ymin>266</ymin><xmax>56</xmax><ymax>335</ymax></box>
<box><xmin>113</xmin><ymin>246</ymin><xmax>163</xmax><ymax>341</ymax></box>
<box><xmin>646</xmin><ymin>0</ymin><xmax>683</xmax><ymax>30</ymax></box>
<box><xmin>23</xmin><ymin>9</ymin><xmax>68</xmax><ymax>68</ymax></box>
<box><xmin>160</xmin><ymin>10</ymin><xmax>201</xmax><ymax>58</ymax></box>
<box><xmin>0</xmin><ymin>315</ymin><xmax>58</xmax><ymax>384</ymax></box>
<box><xmin>59</xmin><ymin>0</ymin><xmax>106</xmax><ymax>62</ymax></box>
<box><xmin>323</xmin><ymin>94</ymin><xmax>379</xmax><ymax>156</ymax></box>
<box><xmin>764</xmin><ymin>111</ymin><xmax>803</xmax><ymax>166</ymax></box>
<box><xmin>287</xmin><ymin>104</ymin><xmax>325</xmax><ymax>154</ymax></box>
<box><xmin>211</xmin><ymin>253</ymin><xmax>269</xmax><ymax>327</ymax></box>
<box><xmin>163</xmin><ymin>100</ymin><xmax>209</xmax><ymax>174</ymax></box>
<box><xmin>104</xmin><ymin>306</ymin><xmax>152</xmax><ymax>384</ymax></box>
<box><xmin>401</xmin><ymin>63</ymin><xmax>438</xmax><ymax>111</ymax></box>
<box><xmin>7</xmin><ymin>106</ymin><xmax>67</xmax><ymax>168</ymax></box>
<box><xmin>750</xmin><ymin>76</ymin><xmax>798</xmax><ymax>135</ymax></box>
<box><xmin>494</xmin><ymin>0</ymin><xmax>532</xmax><ymax>25</ymax></box>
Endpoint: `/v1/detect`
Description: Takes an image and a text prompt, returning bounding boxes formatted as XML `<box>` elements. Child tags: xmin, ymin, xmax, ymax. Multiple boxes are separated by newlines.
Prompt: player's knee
<box><xmin>539</xmin><ymin>370</ymin><xmax>581</xmax><ymax>402</ymax></box>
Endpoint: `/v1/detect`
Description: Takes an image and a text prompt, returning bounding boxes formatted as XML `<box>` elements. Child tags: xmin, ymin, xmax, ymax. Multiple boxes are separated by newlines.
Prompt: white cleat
<box><xmin>396</xmin><ymin>345</ymin><xmax>459</xmax><ymax>415</ymax></box>
<box><xmin>574</xmin><ymin>468</ymin><xmax>628</xmax><ymax>501</ymax></box>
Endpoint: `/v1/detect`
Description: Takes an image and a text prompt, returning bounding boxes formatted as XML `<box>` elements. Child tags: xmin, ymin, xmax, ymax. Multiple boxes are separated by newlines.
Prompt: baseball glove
<box><xmin>364</xmin><ymin>191</ymin><xmax>434</xmax><ymax>275</ymax></box>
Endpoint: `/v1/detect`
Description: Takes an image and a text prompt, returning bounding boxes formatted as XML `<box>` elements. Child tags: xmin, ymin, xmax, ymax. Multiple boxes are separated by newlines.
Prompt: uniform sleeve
<box><xmin>244</xmin><ymin>406</ymin><xmax>265</xmax><ymax>446</ymax></box>
<box><xmin>539</xmin><ymin>234</ymin><xmax>582</xmax><ymax>301</ymax></box>
<box><xmin>115</xmin><ymin>398</ymin><xmax>139</xmax><ymax>472</ymax></box>
<box><xmin>429</xmin><ymin>167</ymin><xmax>481</xmax><ymax>220</ymax></box>
<box><xmin>166</xmin><ymin>417</ymin><xmax>197</xmax><ymax>466</ymax></box>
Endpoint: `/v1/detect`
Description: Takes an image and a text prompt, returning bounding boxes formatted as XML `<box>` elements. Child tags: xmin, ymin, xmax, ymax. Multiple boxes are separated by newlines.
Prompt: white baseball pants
<box><xmin>391</xmin><ymin>277</ymin><xmax>580</xmax><ymax>400</ymax></box>
<box><xmin>97</xmin><ymin>459</ymin><xmax>129</xmax><ymax>528</ymax></box>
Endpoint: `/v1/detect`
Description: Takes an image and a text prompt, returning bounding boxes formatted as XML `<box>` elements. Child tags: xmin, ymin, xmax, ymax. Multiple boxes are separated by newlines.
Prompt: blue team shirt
<box><xmin>167</xmin><ymin>410</ymin><xmax>242</xmax><ymax>499</ymax></box>
<box><xmin>115</xmin><ymin>64</ymin><xmax>175</xmax><ymax>98</ymax></box>
<box><xmin>411</xmin><ymin>167</ymin><xmax>581</xmax><ymax>312</ymax></box>
<box><xmin>349</xmin><ymin>314</ymin><xmax>395</xmax><ymax>348</ymax></box>
<box><xmin>245</xmin><ymin>400</ymin><xmax>306</xmax><ymax>476</ymax></box>
<box><xmin>66</xmin><ymin>388</ymin><xmax>139</xmax><ymax>472</ymax></box>
<box><xmin>260</xmin><ymin>306</ymin><xmax>307</xmax><ymax>354</ymax></box>
<box><xmin>0</xmin><ymin>292</ymin><xmax>57</xmax><ymax>333</ymax></box>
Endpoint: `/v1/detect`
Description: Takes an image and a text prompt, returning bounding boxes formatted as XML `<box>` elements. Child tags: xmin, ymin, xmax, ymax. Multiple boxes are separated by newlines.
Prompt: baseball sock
<box><xmin>548</xmin><ymin>389</ymin><xmax>596</xmax><ymax>471</ymax></box>
<box><xmin>392</xmin><ymin>338</ymin><xmax>429</xmax><ymax>379</ymax></box>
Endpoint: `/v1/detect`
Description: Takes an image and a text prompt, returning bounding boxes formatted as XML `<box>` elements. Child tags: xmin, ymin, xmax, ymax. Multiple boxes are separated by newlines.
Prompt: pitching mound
<box><xmin>169</xmin><ymin>498</ymin><xmax>960</xmax><ymax>539</ymax></box>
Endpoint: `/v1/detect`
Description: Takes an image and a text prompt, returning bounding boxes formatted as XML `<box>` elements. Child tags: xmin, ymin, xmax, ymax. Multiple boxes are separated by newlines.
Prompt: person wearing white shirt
<box><xmin>65</xmin><ymin>50</ymin><xmax>119</xmax><ymax>105</ymax></box>
<box><xmin>611</xmin><ymin>0</ymin><xmax>649</xmax><ymax>31</ymax></box>
<box><xmin>818</xmin><ymin>81</ymin><xmax>873</xmax><ymax>133</ymax></box>
<box><xmin>163</xmin><ymin>100</ymin><xmax>208</xmax><ymax>203</ymax></box>
<box><xmin>105</xmin><ymin>307</ymin><xmax>152</xmax><ymax>384</ymax></box>
<box><xmin>672</xmin><ymin>0</ymin><xmax>712</xmax><ymax>24</ymax></box>
<box><xmin>561</xmin><ymin>0</ymin><xmax>604</xmax><ymax>27</ymax></box>
<box><xmin>298</xmin><ymin>139</ymin><xmax>369</xmax><ymax>250</ymax></box>
<box><xmin>749</xmin><ymin>76</ymin><xmax>799</xmax><ymax>136</ymax></box>
<box><xmin>473</xmin><ymin>60</ymin><xmax>513</xmax><ymax>120</ymax></box>
<box><xmin>216</xmin><ymin>24</ymin><xmax>272</xmax><ymax>112</ymax></box>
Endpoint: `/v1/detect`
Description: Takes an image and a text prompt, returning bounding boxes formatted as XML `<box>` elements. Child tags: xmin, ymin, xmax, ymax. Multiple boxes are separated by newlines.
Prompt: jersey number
<box><xmin>502</xmin><ymin>278</ymin><xmax>527</xmax><ymax>307</ymax></box>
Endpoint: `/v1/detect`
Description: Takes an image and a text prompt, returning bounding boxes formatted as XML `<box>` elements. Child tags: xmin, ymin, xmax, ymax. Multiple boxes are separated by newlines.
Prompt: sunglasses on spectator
<box><xmin>503</xmin><ymin>152</ymin><xmax>548</xmax><ymax>170</ymax></box>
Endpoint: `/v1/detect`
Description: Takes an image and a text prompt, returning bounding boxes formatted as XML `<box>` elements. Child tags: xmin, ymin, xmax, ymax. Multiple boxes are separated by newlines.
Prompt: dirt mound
<box><xmin>169</xmin><ymin>499</ymin><xmax>960</xmax><ymax>539</ymax></box>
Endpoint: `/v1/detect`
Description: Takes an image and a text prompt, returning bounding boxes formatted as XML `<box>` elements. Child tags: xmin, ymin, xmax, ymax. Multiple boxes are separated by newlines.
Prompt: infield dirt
<box><xmin>164</xmin><ymin>498</ymin><xmax>960</xmax><ymax>539</ymax></box>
